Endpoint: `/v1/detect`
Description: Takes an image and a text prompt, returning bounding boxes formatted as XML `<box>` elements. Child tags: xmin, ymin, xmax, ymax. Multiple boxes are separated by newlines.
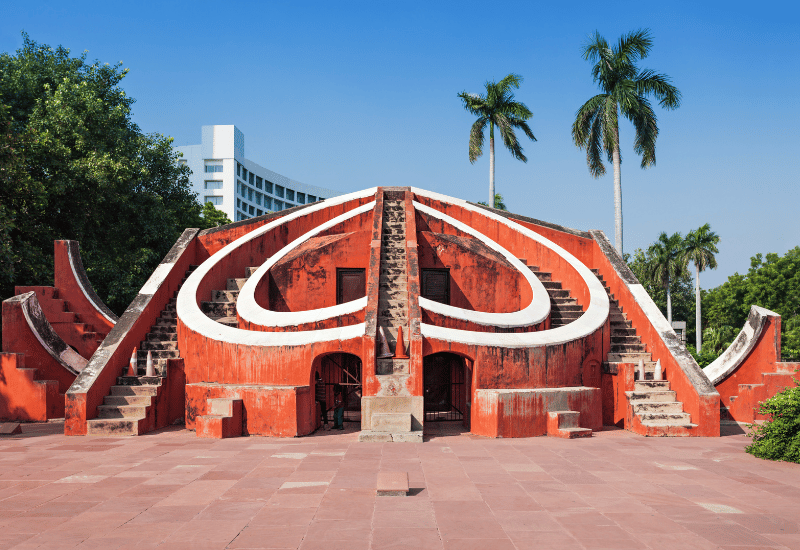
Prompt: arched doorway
<box><xmin>320</xmin><ymin>353</ymin><xmax>362</xmax><ymax>426</ymax></box>
<box><xmin>424</xmin><ymin>353</ymin><xmax>468</xmax><ymax>424</ymax></box>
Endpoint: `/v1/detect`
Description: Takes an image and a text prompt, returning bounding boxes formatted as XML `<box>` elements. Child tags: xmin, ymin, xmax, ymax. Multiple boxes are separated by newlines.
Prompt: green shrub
<box><xmin>746</xmin><ymin>378</ymin><xmax>800</xmax><ymax>463</ymax></box>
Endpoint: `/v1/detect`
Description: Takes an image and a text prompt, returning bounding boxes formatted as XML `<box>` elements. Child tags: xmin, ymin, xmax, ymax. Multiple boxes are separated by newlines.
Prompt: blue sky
<box><xmin>2</xmin><ymin>0</ymin><xmax>798</xmax><ymax>289</ymax></box>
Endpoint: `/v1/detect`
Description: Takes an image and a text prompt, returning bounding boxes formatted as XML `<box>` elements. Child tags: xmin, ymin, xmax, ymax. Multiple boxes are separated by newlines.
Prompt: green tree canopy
<box><xmin>0</xmin><ymin>33</ymin><xmax>211</xmax><ymax>314</ymax></box>
<box><xmin>476</xmin><ymin>193</ymin><xmax>507</xmax><ymax>211</ymax></box>
<box><xmin>704</xmin><ymin>247</ymin><xmax>800</xmax><ymax>356</ymax></box>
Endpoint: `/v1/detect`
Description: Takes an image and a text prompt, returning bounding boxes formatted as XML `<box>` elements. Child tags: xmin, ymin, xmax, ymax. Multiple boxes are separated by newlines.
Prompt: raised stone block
<box><xmin>361</xmin><ymin>396</ymin><xmax>423</xmax><ymax>431</ymax></box>
<box><xmin>377</xmin><ymin>471</ymin><xmax>409</xmax><ymax>496</ymax></box>
<box><xmin>0</xmin><ymin>422</ymin><xmax>22</xmax><ymax>435</ymax></box>
<box><xmin>372</xmin><ymin>413</ymin><xmax>411</xmax><ymax>433</ymax></box>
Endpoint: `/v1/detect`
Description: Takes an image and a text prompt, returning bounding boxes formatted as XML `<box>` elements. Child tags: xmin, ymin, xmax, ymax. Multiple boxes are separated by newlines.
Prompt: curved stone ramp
<box><xmin>411</xmin><ymin>189</ymin><xmax>609</xmax><ymax>347</ymax></box>
<box><xmin>704</xmin><ymin>305</ymin><xmax>799</xmax><ymax>423</ymax></box>
<box><xmin>59</xmin><ymin>240</ymin><xmax>119</xmax><ymax>328</ymax></box>
<box><xmin>414</xmin><ymin>201</ymin><xmax>550</xmax><ymax>330</ymax></box>
<box><xmin>704</xmin><ymin>305</ymin><xmax>778</xmax><ymax>385</ymax></box>
<box><xmin>179</xmin><ymin>188</ymin><xmax>377</xmax><ymax>346</ymax></box>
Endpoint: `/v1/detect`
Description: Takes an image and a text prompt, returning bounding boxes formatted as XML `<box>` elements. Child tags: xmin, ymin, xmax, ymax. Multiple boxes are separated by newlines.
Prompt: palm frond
<box><xmin>616</xmin><ymin>28</ymin><xmax>652</xmax><ymax>65</ymax></box>
<box><xmin>625</xmin><ymin>96</ymin><xmax>658</xmax><ymax>168</ymax></box>
<box><xmin>458</xmin><ymin>91</ymin><xmax>487</xmax><ymax>117</ymax></box>
<box><xmin>602</xmin><ymin>96</ymin><xmax>619</xmax><ymax>164</ymax></box>
<box><xmin>586</xmin><ymin>108</ymin><xmax>606</xmax><ymax>178</ymax></box>
<box><xmin>636</xmin><ymin>70</ymin><xmax>681</xmax><ymax>109</ymax></box>
<box><xmin>496</xmin><ymin>73</ymin><xmax>523</xmax><ymax>94</ymax></box>
<box><xmin>495</xmin><ymin>114</ymin><xmax>527</xmax><ymax>162</ymax></box>
<box><xmin>468</xmin><ymin>117</ymin><xmax>487</xmax><ymax>163</ymax></box>
<box><xmin>572</xmin><ymin>94</ymin><xmax>606</xmax><ymax>146</ymax></box>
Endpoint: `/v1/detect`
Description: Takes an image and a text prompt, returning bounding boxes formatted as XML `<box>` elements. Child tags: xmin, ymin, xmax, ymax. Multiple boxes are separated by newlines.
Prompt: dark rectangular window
<box><xmin>274</xmin><ymin>200</ymin><xmax>283</xmax><ymax>210</ymax></box>
<box><xmin>242</xmin><ymin>168</ymin><xmax>248</xmax><ymax>180</ymax></box>
<box><xmin>237</xmin><ymin>163</ymin><xmax>241</xmax><ymax>177</ymax></box>
<box><xmin>249</xmin><ymin>173</ymin><xmax>254</xmax><ymax>185</ymax></box>
<box><xmin>255</xmin><ymin>176</ymin><xmax>262</xmax><ymax>189</ymax></box>
<box><xmin>421</xmin><ymin>269</ymin><xmax>449</xmax><ymax>305</ymax></box>
<box><xmin>337</xmin><ymin>268</ymin><xmax>366</xmax><ymax>304</ymax></box>
<box><xmin>297</xmin><ymin>192</ymin><xmax>305</xmax><ymax>204</ymax></box>
<box><xmin>264</xmin><ymin>197</ymin><xmax>272</xmax><ymax>210</ymax></box>
<box><xmin>308</xmin><ymin>195</ymin><xmax>317</xmax><ymax>203</ymax></box>
<box><xmin>249</xmin><ymin>205</ymin><xmax>254</xmax><ymax>215</ymax></box>
<box><xmin>256</xmin><ymin>209</ymin><xmax>262</xmax><ymax>216</ymax></box>
<box><xmin>286</xmin><ymin>189</ymin><xmax>295</xmax><ymax>202</ymax></box>
<box><xmin>275</xmin><ymin>185</ymin><xmax>284</xmax><ymax>198</ymax></box>
<box><xmin>265</xmin><ymin>180</ymin><xmax>273</xmax><ymax>193</ymax></box>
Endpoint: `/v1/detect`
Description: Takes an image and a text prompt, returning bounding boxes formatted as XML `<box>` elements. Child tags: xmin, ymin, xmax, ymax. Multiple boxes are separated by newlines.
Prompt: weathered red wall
<box><xmin>417</xmin><ymin>231</ymin><xmax>525</xmax><ymax>313</ymax></box>
<box><xmin>0</xmin><ymin>353</ymin><xmax>62</xmax><ymax>421</ymax></box>
<box><xmin>471</xmin><ymin>387</ymin><xmax>602</xmax><ymax>438</ymax></box>
<box><xmin>266</xmin><ymin>231</ymin><xmax>371</xmax><ymax>312</ymax></box>
<box><xmin>186</xmin><ymin>383</ymin><xmax>315</xmax><ymax>437</ymax></box>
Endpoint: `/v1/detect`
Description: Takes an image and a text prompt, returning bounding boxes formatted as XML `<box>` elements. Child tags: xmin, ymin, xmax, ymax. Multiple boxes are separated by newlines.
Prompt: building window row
<box><xmin>204</xmin><ymin>180</ymin><xmax>223</xmax><ymax>190</ymax></box>
<box><xmin>235</xmin><ymin>162</ymin><xmax>318</xmax><ymax>208</ymax></box>
<box><xmin>204</xmin><ymin>196</ymin><xmax>223</xmax><ymax>205</ymax></box>
<box><xmin>204</xmin><ymin>161</ymin><xmax>223</xmax><ymax>173</ymax></box>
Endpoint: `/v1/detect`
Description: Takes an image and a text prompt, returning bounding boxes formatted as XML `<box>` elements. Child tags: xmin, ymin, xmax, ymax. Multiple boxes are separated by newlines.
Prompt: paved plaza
<box><xmin>0</xmin><ymin>423</ymin><xmax>799</xmax><ymax>550</ymax></box>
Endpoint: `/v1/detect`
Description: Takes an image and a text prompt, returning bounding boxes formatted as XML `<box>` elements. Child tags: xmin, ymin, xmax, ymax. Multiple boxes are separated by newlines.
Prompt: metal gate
<box><xmin>423</xmin><ymin>353</ymin><xmax>465</xmax><ymax>422</ymax></box>
<box><xmin>321</xmin><ymin>353</ymin><xmax>362</xmax><ymax>423</ymax></box>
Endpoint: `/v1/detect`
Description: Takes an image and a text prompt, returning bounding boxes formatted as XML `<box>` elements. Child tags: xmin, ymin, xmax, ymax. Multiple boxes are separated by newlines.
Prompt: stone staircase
<box><xmin>360</xmin><ymin>192</ymin><xmax>422</xmax><ymax>442</ymax></box>
<box><xmin>593</xmin><ymin>270</ymin><xmax>696</xmax><ymax>433</ymax></box>
<box><xmin>196</xmin><ymin>398</ymin><xmax>243</xmax><ymax>438</ymax></box>
<box><xmin>14</xmin><ymin>286</ymin><xmax>106</xmax><ymax>359</ymax></box>
<box><xmin>547</xmin><ymin>410</ymin><xmax>593</xmax><ymax>438</ymax></box>
<box><xmin>519</xmin><ymin>261</ymin><xmax>583</xmax><ymax>328</ymax></box>
<box><xmin>86</xmin><ymin>265</ymin><xmax>197</xmax><ymax>436</ymax></box>
<box><xmin>201</xmin><ymin>267</ymin><xmax>256</xmax><ymax>327</ymax></box>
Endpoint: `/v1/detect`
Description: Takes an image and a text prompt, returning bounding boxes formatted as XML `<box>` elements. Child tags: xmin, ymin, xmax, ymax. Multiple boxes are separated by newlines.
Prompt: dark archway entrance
<box><xmin>424</xmin><ymin>353</ymin><xmax>467</xmax><ymax>423</ymax></box>
<box><xmin>320</xmin><ymin>353</ymin><xmax>362</xmax><ymax>424</ymax></box>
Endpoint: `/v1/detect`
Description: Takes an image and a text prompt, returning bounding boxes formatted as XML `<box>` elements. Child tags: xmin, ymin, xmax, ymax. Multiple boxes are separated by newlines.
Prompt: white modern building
<box><xmin>176</xmin><ymin>125</ymin><xmax>340</xmax><ymax>222</ymax></box>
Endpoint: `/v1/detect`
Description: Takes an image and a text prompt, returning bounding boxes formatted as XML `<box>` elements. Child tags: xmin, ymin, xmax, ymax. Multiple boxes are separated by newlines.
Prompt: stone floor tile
<box><xmin>371</xmin><ymin>527</ymin><xmax>443</xmax><ymax>550</ymax></box>
<box><xmin>227</xmin><ymin>524</ymin><xmax>308</xmax><ymax>548</ymax></box>
<box><xmin>440</xmin><ymin>537</ymin><xmax>516</xmax><ymax>550</ymax></box>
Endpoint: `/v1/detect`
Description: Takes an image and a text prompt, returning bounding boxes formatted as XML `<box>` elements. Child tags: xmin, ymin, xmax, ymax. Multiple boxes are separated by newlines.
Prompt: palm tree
<box><xmin>572</xmin><ymin>29</ymin><xmax>681</xmax><ymax>256</ymax></box>
<box><xmin>646</xmin><ymin>232</ymin><xmax>685</xmax><ymax>324</ymax></box>
<box><xmin>682</xmin><ymin>223</ymin><xmax>720</xmax><ymax>353</ymax></box>
<box><xmin>459</xmin><ymin>74</ymin><xmax>536</xmax><ymax>206</ymax></box>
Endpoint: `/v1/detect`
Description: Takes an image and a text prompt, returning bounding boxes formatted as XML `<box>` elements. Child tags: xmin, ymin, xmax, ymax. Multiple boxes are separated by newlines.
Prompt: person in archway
<box><xmin>315</xmin><ymin>372</ymin><xmax>329</xmax><ymax>430</ymax></box>
<box><xmin>333</xmin><ymin>384</ymin><xmax>344</xmax><ymax>430</ymax></box>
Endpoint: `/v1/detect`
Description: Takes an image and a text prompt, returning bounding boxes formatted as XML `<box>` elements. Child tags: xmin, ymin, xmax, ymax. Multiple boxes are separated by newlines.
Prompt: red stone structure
<box><xmin>1</xmin><ymin>241</ymin><xmax>117</xmax><ymax>421</ymax></box>
<box><xmin>703</xmin><ymin>306</ymin><xmax>798</xmax><ymax>423</ymax></box>
<box><xmin>39</xmin><ymin>186</ymin><xmax>731</xmax><ymax>439</ymax></box>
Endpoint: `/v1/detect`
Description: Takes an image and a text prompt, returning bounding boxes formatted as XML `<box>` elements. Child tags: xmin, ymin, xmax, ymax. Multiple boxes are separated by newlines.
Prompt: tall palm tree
<box><xmin>682</xmin><ymin>223</ymin><xmax>720</xmax><ymax>353</ymax></box>
<box><xmin>572</xmin><ymin>29</ymin><xmax>681</xmax><ymax>256</ymax></box>
<box><xmin>459</xmin><ymin>74</ymin><xmax>536</xmax><ymax>206</ymax></box>
<box><xmin>646</xmin><ymin>232</ymin><xmax>685</xmax><ymax>324</ymax></box>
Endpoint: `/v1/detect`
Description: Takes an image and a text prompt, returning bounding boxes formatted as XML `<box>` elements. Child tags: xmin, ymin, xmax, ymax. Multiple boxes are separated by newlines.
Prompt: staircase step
<box><xmin>140</xmin><ymin>341</ymin><xmax>177</xmax><ymax>351</ymax></box>
<box><xmin>212</xmin><ymin>290</ymin><xmax>239</xmax><ymax>302</ymax></box>
<box><xmin>631</xmin><ymin>401</ymin><xmax>684</xmax><ymax>414</ymax></box>
<box><xmin>97</xmin><ymin>405</ymin><xmax>148</xmax><ymax>419</ymax></box>
<box><xmin>86</xmin><ymin>418</ymin><xmax>145</xmax><ymax>436</ymax></box>
<box><xmin>104</xmin><ymin>395</ymin><xmax>153</xmax><ymax>406</ymax></box>
<box><xmin>147</xmin><ymin>332</ymin><xmax>177</xmax><ymax>342</ymax></box>
<box><xmin>634</xmin><ymin>380</ymin><xmax>671</xmax><ymax>391</ymax></box>
<box><xmin>638</xmin><ymin>412</ymin><xmax>693</xmax><ymax>425</ymax></box>
<box><xmin>109</xmin><ymin>385</ymin><xmax>159</xmax><ymax>397</ymax></box>
<box><xmin>628</xmin><ymin>390</ymin><xmax>676</xmax><ymax>402</ymax></box>
<box><xmin>227</xmin><ymin>278</ymin><xmax>248</xmax><ymax>291</ymax></box>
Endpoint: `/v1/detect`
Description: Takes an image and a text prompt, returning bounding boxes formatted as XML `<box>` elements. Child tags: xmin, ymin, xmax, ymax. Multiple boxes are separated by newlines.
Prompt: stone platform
<box><xmin>0</xmin><ymin>421</ymin><xmax>798</xmax><ymax>549</ymax></box>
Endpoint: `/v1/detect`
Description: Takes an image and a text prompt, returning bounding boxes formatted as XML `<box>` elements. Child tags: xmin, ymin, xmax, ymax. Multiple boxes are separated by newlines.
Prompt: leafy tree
<box><xmin>704</xmin><ymin>247</ymin><xmax>800</xmax><ymax>358</ymax></box>
<box><xmin>682</xmin><ymin>223</ymin><xmax>720</xmax><ymax>352</ymax></box>
<box><xmin>0</xmin><ymin>34</ymin><xmax>204</xmax><ymax>314</ymax></box>
<box><xmin>476</xmin><ymin>193</ymin><xmax>507</xmax><ymax>211</ymax></box>
<box><xmin>572</xmin><ymin>29</ymin><xmax>681</xmax><ymax>255</ymax></box>
<box><xmin>645</xmin><ymin>232</ymin><xmax>685</xmax><ymax>324</ymax></box>
<box><xmin>628</xmin><ymin>246</ymin><xmax>696</xmax><ymax>341</ymax></box>
<box><xmin>458</xmin><ymin>74</ymin><xmax>536</xmax><ymax>207</ymax></box>
<box><xmin>201</xmin><ymin>202</ymin><xmax>232</xmax><ymax>227</ymax></box>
